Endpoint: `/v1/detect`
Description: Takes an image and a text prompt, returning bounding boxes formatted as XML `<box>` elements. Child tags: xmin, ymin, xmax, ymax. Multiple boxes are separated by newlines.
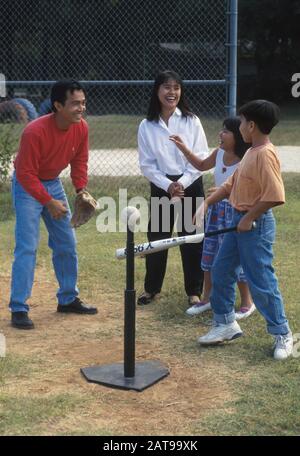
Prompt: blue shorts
<box><xmin>201</xmin><ymin>200</ymin><xmax>246</xmax><ymax>282</ymax></box>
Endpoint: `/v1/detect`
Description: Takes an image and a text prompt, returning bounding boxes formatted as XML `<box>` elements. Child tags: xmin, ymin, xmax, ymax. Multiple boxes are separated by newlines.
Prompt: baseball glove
<box><xmin>71</xmin><ymin>190</ymin><xmax>97</xmax><ymax>228</ymax></box>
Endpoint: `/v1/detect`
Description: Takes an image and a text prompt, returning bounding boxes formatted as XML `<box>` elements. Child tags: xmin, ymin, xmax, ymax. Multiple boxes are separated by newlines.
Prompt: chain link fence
<box><xmin>0</xmin><ymin>0</ymin><xmax>231</xmax><ymax>196</ymax></box>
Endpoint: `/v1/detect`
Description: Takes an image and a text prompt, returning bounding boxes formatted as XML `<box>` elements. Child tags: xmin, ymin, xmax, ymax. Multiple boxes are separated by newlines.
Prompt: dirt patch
<box><xmin>0</xmin><ymin>268</ymin><xmax>233</xmax><ymax>435</ymax></box>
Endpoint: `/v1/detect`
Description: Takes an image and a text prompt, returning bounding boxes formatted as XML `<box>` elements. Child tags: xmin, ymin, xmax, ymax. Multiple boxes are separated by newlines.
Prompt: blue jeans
<box><xmin>210</xmin><ymin>209</ymin><xmax>290</xmax><ymax>336</ymax></box>
<box><xmin>9</xmin><ymin>174</ymin><xmax>79</xmax><ymax>313</ymax></box>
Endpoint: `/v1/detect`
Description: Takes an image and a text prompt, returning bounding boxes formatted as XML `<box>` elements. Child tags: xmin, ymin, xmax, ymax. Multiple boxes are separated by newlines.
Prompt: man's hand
<box><xmin>168</xmin><ymin>182</ymin><xmax>185</xmax><ymax>199</ymax></box>
<box><xmin>45</xmin><ymin>199</ymin><xmax>68</xmax><ymax>220</ymax></box>
<box><xmin>237</xmin><ymin>214</ymin><xmax>255</xmax><ymax>233</ymax></box>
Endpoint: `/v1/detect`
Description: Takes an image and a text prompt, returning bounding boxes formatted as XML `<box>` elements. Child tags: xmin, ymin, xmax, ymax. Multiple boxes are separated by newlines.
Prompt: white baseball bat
<box><xmin>115</xmin><ymin>232</ymin><xmax>205</xmax><ymax>260</ymax></box>
<box><xmin>115</xmin><ymin>224</ymin><xmax>257</xmax><ymax>260</ymax></box>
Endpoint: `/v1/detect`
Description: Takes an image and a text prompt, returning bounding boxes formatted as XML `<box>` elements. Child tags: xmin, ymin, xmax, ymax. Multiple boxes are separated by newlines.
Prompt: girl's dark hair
<box><xmin>51</xmin><ymin>80</ymin><xmax>86</xmax><ymax>112</ymax></box>
<box><xmin>147</xmin><ymin>70</ymin><xmax>193</xmax><ymax>121</ymax></box>
<box><xmin>223</xmin><ymin>117</ymin><xmax>250</xmax><ymax>159</ymax></box>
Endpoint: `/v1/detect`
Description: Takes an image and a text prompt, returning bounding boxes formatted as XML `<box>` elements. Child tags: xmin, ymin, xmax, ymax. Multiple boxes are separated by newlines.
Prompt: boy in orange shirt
<box><xmin>197</xmin><ymin>100</ymin><xmax>293</xmax><ymax>360</ymax></box>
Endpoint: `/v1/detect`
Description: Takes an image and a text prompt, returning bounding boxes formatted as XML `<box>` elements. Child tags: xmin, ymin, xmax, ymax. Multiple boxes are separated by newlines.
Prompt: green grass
<box><xmin>87</xmin><ymin>114</ymin><xmax>144</xmax><ymax>149</ymax></box>
<box><xmin>1</xmin><ymin>108</ymin><xmax>299</xmax><ymax>158</ymax></box>
<box><xmin>0</xmin><ymin>393</ymin><xmax>83</xmax><ymax>436</ymax></box>
<box><xmin>0</xmin><ymin>173</ymin><xmax>300</xmax><ymax>435</ymax></box>
<box><xmin>0</xmin><ymin>109</ymin><xmax>297</xmax><ymax>220</ymax></box>
<box><xmin>0</xmin><ymin>175</ymin><xmax>150</xmax><ymax>222</ymax></box>
<box><xmin>198</xmin><ymin>362</ymin><xmax>300</xmax><ymax>436</ymax></box>
<box><xmin>87</xmin><ymin>111</ymin><xmax>300</xmax><ymax>148</ymax></box>
<box><xmin>0</xmin><ymin>355</ymin><xmax>32</xmax><ymax>384</ymax></box>
<box><xmin>270</xmin><ymin>104</ymin><xmax>300</xmax><ymax>146</ymax></box>
<box><xmin>66</xmin><ymin>172</ymin><xmax>300</xmax><ymax>435</ymax></box>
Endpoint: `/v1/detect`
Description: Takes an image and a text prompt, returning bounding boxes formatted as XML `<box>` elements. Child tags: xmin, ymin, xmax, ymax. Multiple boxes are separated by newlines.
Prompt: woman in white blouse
<box><xmin>137</xmin><ymin>70</ymin><xmax>209</xmax><ymax>306</ymax></box>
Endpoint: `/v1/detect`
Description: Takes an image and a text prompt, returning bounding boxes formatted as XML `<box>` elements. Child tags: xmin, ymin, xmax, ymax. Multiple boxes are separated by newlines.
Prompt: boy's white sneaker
<box><xmin>235</xmin><ymin>303</ymin><xmax>256</xmax><ymax>320</ymax></box>
<box><xmin>273</xmin><ymin>332</ymin><xmax>293</xmax><ymax>360</ymax></box>
<box><xmin>198</xmin><ymin>320</ymin><xmax>243</xmax><ymax>345</ymax></box>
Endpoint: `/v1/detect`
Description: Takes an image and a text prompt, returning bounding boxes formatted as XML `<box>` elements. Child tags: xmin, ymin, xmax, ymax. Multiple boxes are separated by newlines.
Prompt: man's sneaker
<box><xmin>198</xmin><ymin>320</ymin><xmax>243</xmax><ymax>345</ymax></box>
<box><xmin>235</xmin><ymin>303</ymin><xmax>256</xmax><ymax>321</ymax></box>
<box><xmin>273</xmin><ymin>332</ymin><xmax>293</xmax><ymax>360</ymax></box>
<box><xmin>186</xmin><ymin>301</ymin><xmax>211</xmax><ymax>316</ymax></box>
<box><xmin>11</xmin><ymin>312</ymin><xmax>34</xmax><ymax>330</ymax></box>
<box><xmin>137</xmin><ymin>292</ymin><xmax>159</xmax><ymax>306</ymax></box>
<box><xmin>57</xmin><ymin>297</ymin><xmax>98</xmax><ymax>314</ymax></box>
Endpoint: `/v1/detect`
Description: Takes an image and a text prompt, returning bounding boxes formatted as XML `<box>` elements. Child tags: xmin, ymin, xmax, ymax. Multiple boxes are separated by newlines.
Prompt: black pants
<box><xmin>144</xmin><ymin>175</ymin><xmax>205</xmax><ymax>297</ymax></box>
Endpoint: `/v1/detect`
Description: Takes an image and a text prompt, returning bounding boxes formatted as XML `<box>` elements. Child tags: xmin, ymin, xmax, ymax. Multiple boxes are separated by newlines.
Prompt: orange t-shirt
<box><xmin>221</xmin><ymin>143</ymin><xmax>285</xmax><ymax>211</ymax></box>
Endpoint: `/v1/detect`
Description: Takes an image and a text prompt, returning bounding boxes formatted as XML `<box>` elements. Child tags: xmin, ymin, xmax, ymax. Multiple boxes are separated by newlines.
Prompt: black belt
<box><xmin>166</xmin><ymin>174</ymin><xmax>183</xmax><ymax>182</ymax></box>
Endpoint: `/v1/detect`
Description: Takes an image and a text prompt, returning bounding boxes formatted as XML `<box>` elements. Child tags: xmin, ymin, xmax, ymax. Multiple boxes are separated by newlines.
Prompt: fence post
<box><xmin>227</xmin><ymin>0</ymin><xmax>238</xmax><ymax>116</ymax></box>
<box><xmin>0</xmin><ymin>73</ymin><xmax>6</xmax><ymax>98</ymax></box>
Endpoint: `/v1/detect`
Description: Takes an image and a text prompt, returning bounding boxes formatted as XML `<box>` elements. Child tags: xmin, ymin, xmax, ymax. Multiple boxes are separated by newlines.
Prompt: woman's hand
<box><xmin>169</xmin><ymin>135</ymin><xmax>191</xmax><ymax>156</ymax></box>
<box><xmin>168</xmin><ymin>182</ymin><xmax>185</xmax><ymax>199</ymax></box>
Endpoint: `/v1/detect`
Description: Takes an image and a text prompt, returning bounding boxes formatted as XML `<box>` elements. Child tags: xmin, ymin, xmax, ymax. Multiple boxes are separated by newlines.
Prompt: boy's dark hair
<box><xmin>238</xmin><ymin>99</ymin><xmax>280</xmax><ymax>134</ymax></box>
<box><xmin>51</xmin><ymin>80</ymin><xmax>86</xmax><ymax>112</ymax></box>
<box><xmin>223</xmin><ymin>117</ymin><xmax>250</xmax><ymax>159</ymax></box>
<box><xmin>147</xmin><ymin>70</ymin><xmax>193</xmax><ymax>121</ymax></box>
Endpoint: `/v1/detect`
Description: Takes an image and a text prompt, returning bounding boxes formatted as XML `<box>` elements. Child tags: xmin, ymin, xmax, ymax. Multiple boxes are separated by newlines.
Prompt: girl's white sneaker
<box><xmin>186</xmin><ymin>301</ymin><xmax>211</xmax><ymax>316</ymax></box>
<box><xmin>235</xmin><ymin>303</ymin><xmax>256</xmax><ymax>320</ymax></box>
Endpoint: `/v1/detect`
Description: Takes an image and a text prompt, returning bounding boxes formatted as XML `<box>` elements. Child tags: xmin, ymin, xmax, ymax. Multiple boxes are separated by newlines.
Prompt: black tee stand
<box><xmin>81</xmin><ymin>219</ymin><xmax>169</xmax><ymax>391</ymax></box>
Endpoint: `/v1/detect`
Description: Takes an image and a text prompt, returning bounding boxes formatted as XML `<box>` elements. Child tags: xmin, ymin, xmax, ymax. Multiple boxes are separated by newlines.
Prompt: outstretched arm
<box><xmin>170</xmin><ymin>135</ymin><xmax>217</xmax><ymax>171</ymax></box>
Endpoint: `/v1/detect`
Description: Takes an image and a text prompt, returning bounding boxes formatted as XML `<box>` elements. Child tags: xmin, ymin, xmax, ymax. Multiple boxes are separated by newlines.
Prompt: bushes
<box><xmin>0</xmin><ymin>100</ymin><xmax>28</xmax><ymax>123</ymax></box>
<box><xmin>0</xmin><ymin>122</ymin><xmax>19</xmax><ymax>218</ymax></box>
<box><xmin>0</xmin><ymin>123</ymin><xmax>19</xmax><ymax>182</ymax></box>
<box><xmin>0</xmin><ymin>98</ymin><xmax>33</xmax><ymax>183</ymax></box>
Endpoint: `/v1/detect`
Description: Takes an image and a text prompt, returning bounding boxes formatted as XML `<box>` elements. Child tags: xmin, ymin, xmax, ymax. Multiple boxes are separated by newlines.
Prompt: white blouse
<box><xmin>138</xmin><ymin>108</ymin><xmax>209</xmax><ymax>192</ymax></box>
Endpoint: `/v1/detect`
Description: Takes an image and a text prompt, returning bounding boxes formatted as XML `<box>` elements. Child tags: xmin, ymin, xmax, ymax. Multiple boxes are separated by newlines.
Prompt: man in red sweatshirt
<box><xmin>10</xmin><ymin>80</ymin><xmax>98</xmax><ymax>329</ymax></box>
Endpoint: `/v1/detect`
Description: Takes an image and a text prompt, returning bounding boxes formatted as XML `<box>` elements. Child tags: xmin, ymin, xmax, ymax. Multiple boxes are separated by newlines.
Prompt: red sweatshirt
<box><xmin>14</xmin><ymin>113</ymin><xmax>89</xmax><ymax>205</ymax></box>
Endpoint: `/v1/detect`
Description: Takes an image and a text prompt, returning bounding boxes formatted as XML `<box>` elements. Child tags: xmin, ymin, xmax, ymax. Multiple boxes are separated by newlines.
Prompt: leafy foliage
<box><xmin>0</xmin><ymin>124</ymin><xmax>18</xmax><ymax>182</ymax></box>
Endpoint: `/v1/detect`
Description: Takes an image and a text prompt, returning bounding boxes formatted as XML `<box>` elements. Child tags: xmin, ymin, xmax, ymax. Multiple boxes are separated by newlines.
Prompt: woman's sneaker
<box><xmin>273</xmin><ymin>332</ymin><xmax>293</xmax><ymax>360</ymax></box>
<box><xmin>186</xmin><ymin>300</ymin><xmax>211</xmax><ymax>316</ymax></box>
<box><xmin>235</xmin><ymin>303</ymin><xmax>256</xmax><ymax>320</ymax></box>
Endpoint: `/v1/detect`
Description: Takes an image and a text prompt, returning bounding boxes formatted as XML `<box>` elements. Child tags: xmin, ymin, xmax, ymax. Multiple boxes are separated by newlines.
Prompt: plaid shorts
<box><xmin>201</xmin><ymin>200</ymin><xmax>246</xmax><ymax>282</ymax></box>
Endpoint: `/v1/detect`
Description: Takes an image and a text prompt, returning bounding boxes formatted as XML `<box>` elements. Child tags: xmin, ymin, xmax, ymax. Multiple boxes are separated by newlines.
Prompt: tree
<box><xmin>238</xmin><ymin>0</ymin><xmax>300</xmax><ymax>104</ymax></box>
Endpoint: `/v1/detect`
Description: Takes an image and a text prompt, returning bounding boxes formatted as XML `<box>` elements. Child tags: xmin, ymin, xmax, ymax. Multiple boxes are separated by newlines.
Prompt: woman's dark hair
<box><xmin>223</xmin><ymin>117</ymin><xmax>250</xmax><ymax>159</ymax></box>
<box><xmin>147</xmin><ymin>70</ymin><xmax>193</xmax><ymax>121</ymax></box>
<box><xmin>238</xmin><ymin>99</ymin><xmax>280</xmax><ymax>134</ymax></box>
<box><xmin>51</xmin><ymin>80</ymin><xmax>86</xmax><ymax>112</ymax></box>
